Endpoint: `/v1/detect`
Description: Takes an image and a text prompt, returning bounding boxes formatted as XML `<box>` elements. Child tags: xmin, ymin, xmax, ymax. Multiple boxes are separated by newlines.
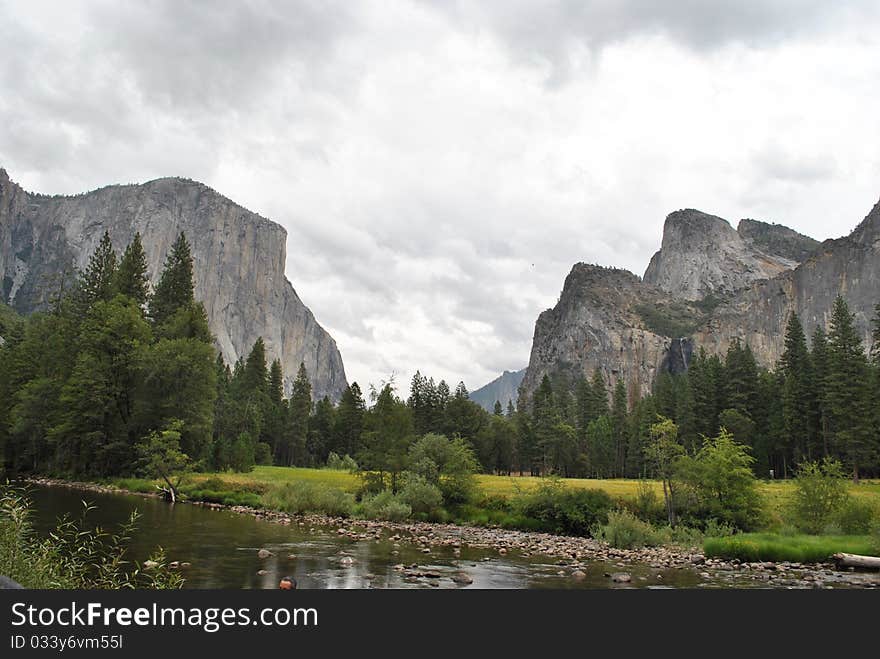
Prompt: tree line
<box><xmin>1</xmin><ymin>232</ymin><xmax>878</xmax><ymax>483</ymax></box>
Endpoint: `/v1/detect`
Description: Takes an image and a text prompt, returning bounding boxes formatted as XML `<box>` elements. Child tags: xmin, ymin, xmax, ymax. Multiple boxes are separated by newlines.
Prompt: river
<box><xmin>24</xmin><ymin>484</ymin><xmax>735</xmax><ymax>589</ymax></box>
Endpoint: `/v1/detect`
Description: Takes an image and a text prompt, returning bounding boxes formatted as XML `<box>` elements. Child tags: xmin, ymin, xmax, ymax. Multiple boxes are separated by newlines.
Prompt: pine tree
<box><xmin>779</xmin><ymin>312</ymin><xmax>816</xmax><ymax>466</ymax></box>
<box><xmin>286</xmin><ymin>363</ymin><xmax>312</xmax><ymax>466</ymax></box>
<box><xmin>724</xmin><ymin>339</ymin><xmax>759</xmax><ymax>416</ymax></box>
<box><xmin>532</xmin><ymin>375</ymin><xmax>559</xmax><ymax>474</ymax></box>
<box><xmin>826</xmin><ymin>296</ymin><xmax>874</xmax><ymax>481</ymax></box>
<box><xmin>588</xmin><ymin>369</ymin><xmax>609</xmax><ymax>420</ymax></box>
<box><xmin>115</xmin><ymin>232</ymin><xmax>150</xmax><ymax>307</ymax></box>
<box><xmin>334</xmin><ymin>382</ymin><xmax>365</xmax><ymax>457</ymax></box>
<box><xmin>308</xmin><ymin>397</ymin><xmax>335</xmax><ymax>465</ymax></box>
<box><xmin>810</xmin><ymin>326</ymin><xmax>831</xmax><ymax>458</ymax></box>
<box><xmin>611</xmin><ymin>379</ymin><xmax>628</xmax><ymax>477</ymax></box>
<box><xmin>264</xmin><ymin>359</ymin><xmax>285</xmax><ymax>461</ymax></box>
<box><xmin>493</xmin><ymin>400</ymin><xmax>503</xmax><ymax>416</ymax></box>
<box><xmin>149</xmin><ymin>232</ymin><xmax>195</xmax><ymax>327</ymax></box>
<box><xmin>76</xmin><ymin>231</ymin><xmax>118</xmax><ymax>311</ymax></box>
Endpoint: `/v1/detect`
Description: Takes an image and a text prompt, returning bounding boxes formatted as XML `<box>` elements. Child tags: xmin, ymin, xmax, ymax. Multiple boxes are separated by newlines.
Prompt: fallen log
<box><xmin>832</xmin><ymin>553</ymin><xmax>880</xmax><ymax>570</ymax></box>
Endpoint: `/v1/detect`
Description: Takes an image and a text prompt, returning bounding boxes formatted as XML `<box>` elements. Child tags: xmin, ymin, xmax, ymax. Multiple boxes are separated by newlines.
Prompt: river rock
<box><xmin>572</xmin><ymin>570</ymin><xmax>587</xmax><ymax>580</ymax></box>
<box><xmin>257</xmin><ymin>570</ymin><xmax>268</xmax><ymax>576</ymax></box>
<box><xmin>257</xmin><ymin>549</ymin><xmax>273</xmax><ymax>559</ymax></box>
<box><xmin>452</xmin><ymin>572</ymin><xmax>474</xmax><ymax>585</ymax></box>
<box><xmin>611</xmin><ymin>573</ymin><xmax>631</xmax><ymax>583</ymax></box>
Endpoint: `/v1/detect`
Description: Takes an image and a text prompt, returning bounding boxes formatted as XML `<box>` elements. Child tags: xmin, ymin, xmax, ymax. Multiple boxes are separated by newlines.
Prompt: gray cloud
<box><xmin>1</xmin><ymin>0</ymin><xmax>879</xmax><ymax>392</ymax></box>
<box><xmin>423</xmin><ymin>0</ymin><xmax>879</xmax><ymax>83</ymax></box>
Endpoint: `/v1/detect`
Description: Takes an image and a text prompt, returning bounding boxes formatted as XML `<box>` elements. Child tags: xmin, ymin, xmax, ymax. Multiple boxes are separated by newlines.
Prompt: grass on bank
<box><xmin>704</xmin><ymin>533</ymin><xmax>879</xmax><ymax>563</ymax></box>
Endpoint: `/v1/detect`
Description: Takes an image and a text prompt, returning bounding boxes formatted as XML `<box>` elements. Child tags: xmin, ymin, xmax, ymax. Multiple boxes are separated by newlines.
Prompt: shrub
<box><xmin>629</xmin><ymin>480</ymin><xmax>665</xmax><ymax>524</ymax></box>
<box><xmin>254</xmin><ymin>442</ymin><xmax>273</xmax><ymax>466</ymax></box>
<box><xmin>229</xmin><ymin>432</ymin><xmax>255</xmax><ymax>473</ymax></box>
<box><xmin>359</xmin><ymin>491</ymin><xmax>411</xmax><ymax>522</ymax></box>
<box><xmin>675</xmin><ymin>429</ymin><xmax>764</xmax><ymax>530</ymax></box>
<box><xmin>263</xmin><ymin>482</ymin><xmax>355</xmax><ymax>517</ymax></box>
<box><xmin>515</xmin><ymin>478</ymin><xmax>613</xmax><ymax>536</ymax></box>
<box><xmin>595</xmin><ymin>509</ymin><xmax>664</xmax><ymax>549</ymax></box>
<box><xmin>703</xmin><ymin>518</ymin><xmax>735</xmax><ymax>538</ymax></box>
<box><xmin>789</xmin><ymin>458</ymin><xmax>850</xmax><ymax>534</ymax></box>
<box><xmin>0</xmin><ymin>485</ymin><xmax>183</xmax><ymax>589</ymax></box>
<box><xmin>407</xmin><ymin>434</ymin><xmax>479</xmax><ymax>506</ymax></box>
<box><xmin>326</xmin><ymin>452</ymin><xmax>359</xmax><ymax>472</ymax></box>
<box><xmin>834</xmin><ymin>499</ymin><xmax>876</xmax><ymax>535</ymax></box>
<box><xmin>399</xmin><ymin>474</ymin><xmax>443</xmax><ymax>514</ymax></box>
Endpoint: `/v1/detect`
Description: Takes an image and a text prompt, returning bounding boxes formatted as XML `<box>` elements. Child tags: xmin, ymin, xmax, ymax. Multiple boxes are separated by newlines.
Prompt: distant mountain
<box><xmin>470</xmin><ymin>368</ymin><xmax>526</xmax><ymax>412</ymax></box>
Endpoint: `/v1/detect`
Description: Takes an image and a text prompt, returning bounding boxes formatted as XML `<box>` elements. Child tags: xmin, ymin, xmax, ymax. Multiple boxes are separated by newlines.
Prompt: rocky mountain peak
<box><xmin>851</xmin><ymin>196</ymin><xmax>880</xmax><ymax>245</ymax></box>
<box><xmin>643</xmin><ymin>208</ymin><xmax>814</xmax><ymax>301</ymax></box>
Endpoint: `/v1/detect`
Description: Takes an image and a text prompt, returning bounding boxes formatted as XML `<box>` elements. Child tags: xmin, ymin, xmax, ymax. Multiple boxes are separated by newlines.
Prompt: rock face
<box><xmin>694</xmin><ymin>199</ymin><xmax>880</xmax><ymax>365</ymax></box>
<box><xmin>0</xmin><ymin>168</ymin><xmax>347</xmax><ymax>400</ymax></box>
<box><xmin>470</xmin><ymin>368</ymin><xmax>526</xmax><ymax>412</ymax></box>
<box><xmin>522</xmin><ymin>201</ymin><xmax>875</xmax><ymax>404</ymax></box>
<box><xmin>643</xmin><ymin>209</ymin><xmax>817</xmax><ymax>301</ymax></box>
<box><xmin>520</xmin><ymin>264</ymin><xmax>694</xmax><ymax>403</ymax></box>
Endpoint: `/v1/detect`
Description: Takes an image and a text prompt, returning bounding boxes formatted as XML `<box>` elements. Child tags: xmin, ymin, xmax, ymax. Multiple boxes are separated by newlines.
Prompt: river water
<box><xmin>24</xmin><ymin>484</ymin><xmax>722</xmax><ymax>589</ymax></box>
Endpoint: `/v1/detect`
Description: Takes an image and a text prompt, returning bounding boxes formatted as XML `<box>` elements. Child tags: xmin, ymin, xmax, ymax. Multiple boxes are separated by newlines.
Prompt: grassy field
<box><xmin>167</xmin><ymin>466</ymin><xmax>880</xmax><ymax>524</ymax></box>
<box><xmin>177</xmin><ymin>466</ymin><xmax>880</xmax><ymax>506</ymax></box>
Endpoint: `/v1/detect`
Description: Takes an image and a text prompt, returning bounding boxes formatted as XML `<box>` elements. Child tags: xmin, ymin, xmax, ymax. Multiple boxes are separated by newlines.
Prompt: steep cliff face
<box><xmin>520</xmin><ymin>264</ymin><xmax>693</xmax><ymax>403</ymax></box>
<box><xmin>0</xmin><ymin>168</ymin><xmax>347</xmax><ymax>400</ymax></box>
<box><xmin>643</xmin><ymin>209</ymin><xmax>815</xmax><ymax>301</ymax></box>
<box><xmin>522</xmin><ymin>201</ymin><xmax>875</xmax><ymax>404</ymax></box>
<box><xmin>695</xmin><ymin>199</ymin><xmax>880</xmax><ymax>366</ymax></box>
<box><xmin>470</xmin><ymin>368</ymin><xmax>526</xmax><ymax>412</ymax></box>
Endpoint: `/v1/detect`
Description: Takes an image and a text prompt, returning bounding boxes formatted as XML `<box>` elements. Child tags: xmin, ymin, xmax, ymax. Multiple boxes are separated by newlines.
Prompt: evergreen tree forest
<box><xmin>1</xmin><ymin>233</ymin><xmax>878</xmax><ymax>483</ymax></box>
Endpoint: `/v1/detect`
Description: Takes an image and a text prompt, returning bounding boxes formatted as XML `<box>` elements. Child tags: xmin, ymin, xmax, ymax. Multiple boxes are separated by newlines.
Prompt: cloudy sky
<box><xmin>2</xmin><ymin>1</ymin><xmax>880</xmax><ymax>393</ymax></box>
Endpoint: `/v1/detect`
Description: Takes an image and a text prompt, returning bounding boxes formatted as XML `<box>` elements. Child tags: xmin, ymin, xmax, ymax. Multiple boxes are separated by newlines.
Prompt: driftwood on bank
<box><xmin>832</xmin><ymin>553</ymin><xmax>880</xmax><ymax>569</ymax></box>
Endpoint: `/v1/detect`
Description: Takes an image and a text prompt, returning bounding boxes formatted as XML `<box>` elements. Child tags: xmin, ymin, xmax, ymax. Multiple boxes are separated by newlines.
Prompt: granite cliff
<box><xmin>0</xmin><ymin>168</ymin><xmax>347</xmax><ymax>400</ymax></box>
<box><xmin>643</xmin><ymin>209</ymin><xmax>818</xmax><ymax>301</ymax></box>
<box><xmin>521</xmin><ymin>202</ymin><xmax>876</xmax><ymax>404</ymax></box>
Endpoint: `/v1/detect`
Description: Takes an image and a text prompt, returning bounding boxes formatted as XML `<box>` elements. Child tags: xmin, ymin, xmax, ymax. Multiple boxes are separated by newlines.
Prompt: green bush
<box><xmin>358</xmin><ymin>491</ymin><xmax>411</xmax><ymax>521</ymax></box>
<box><xmin>0</xmin><ymin>485</ymin><xmax>183</xmax><ymax>589</ymax></box>
<box><xmin>789</xmin><ymin>458</ymin><xmax>850</xmax><ymax>534</ymax></box>
<box><xmin>595</xmin><ymin>509</ymin><xmax>664</xmax><ymax>549</ymax></box>
<box><xmin>263</xmin><ymin>481</ymin><xmax>355</xmax><ymax>517</ymax></box>
<box><xmin>834</xmin><ymin>499</ymin><xmax>876</xmax><ymax>535</ymax></box>
<box><xmin>229</xmin><ymin>433</ymin><xmax>255</xmax><ymax>473</ymax></box>
<box><xmin>408</xmin><ymin>434</ymin><xmax>479</xmax><ymax>506</ymax></box>
<box><xmin>628</xmin><ymin>480</ymin><xmax>665</xmax><ymax>524</ymax></box>
<box><xmin>399</xmin><ymin>474</ymin><xmax>443</xmax><ymax>514</ymax></box>
<box><xmin>254</xmin><ymin>442</ymin><xmax>273</xmax><ymax>466</ymax></box>
<box><xmin>675</xmin><ymin>429</ymin><xmax>764</xmax><ymax>530</ymax></box>
<box><xmin>326</xmin><ymin>452</ymin><xmax>359</xmax><ymax>472</ymax></box>
<box><xmin>515</xmin><ymin>478</ymin><xmax>613</xmax><ymax>536</ymax></box>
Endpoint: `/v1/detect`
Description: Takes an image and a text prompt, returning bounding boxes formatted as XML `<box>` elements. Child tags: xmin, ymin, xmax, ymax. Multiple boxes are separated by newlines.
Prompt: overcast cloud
<box><xmin>2</xmin><ymin>0</ymin><xmax>880</xmax><ymax>393</ymax></box>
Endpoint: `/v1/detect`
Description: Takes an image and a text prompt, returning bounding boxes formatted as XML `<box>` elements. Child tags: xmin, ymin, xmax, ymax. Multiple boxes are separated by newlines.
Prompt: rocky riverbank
<box><xmin>24</xmin><ymin>476</ymin><xmax>880</xmax><ymax>589</ymax></box>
